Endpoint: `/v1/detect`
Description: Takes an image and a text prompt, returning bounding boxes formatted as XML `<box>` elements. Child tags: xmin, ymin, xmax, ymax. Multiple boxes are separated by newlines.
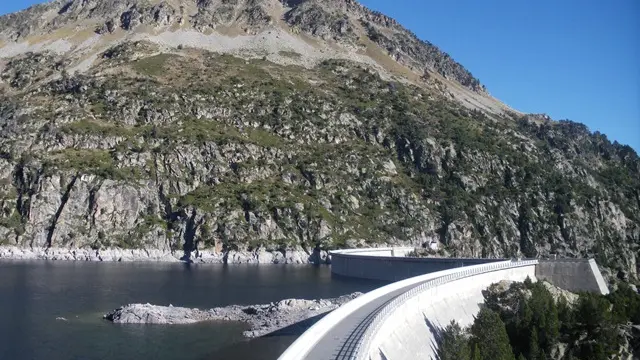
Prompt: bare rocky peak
<box><xmin>0</xmin><ymin>0</ymin><xmax>486</xmax><ymax>94</ymax></box>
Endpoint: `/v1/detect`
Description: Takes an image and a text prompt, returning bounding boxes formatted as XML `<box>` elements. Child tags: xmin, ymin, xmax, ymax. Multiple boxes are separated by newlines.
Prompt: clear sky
<box><xmin>1</xmin><ymin>0</ymin><xmax>639</xmax><ymax>150</ymax></box>
<box><xmin>358</xmin><ymin>0</ymin><xmax>640</xmax><ymax>150</ymax></box>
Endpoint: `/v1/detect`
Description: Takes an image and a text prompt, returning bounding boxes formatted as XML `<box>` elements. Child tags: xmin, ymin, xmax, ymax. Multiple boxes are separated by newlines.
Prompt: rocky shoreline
<box><xmin>103</xmin><ymin>293</ymin><xmax>361</xmax><ymax>338</ymax></box>
<box><xmin>0</xmin><ymin>246</ymin><xmax>331</xmax><ymax>265</ymax></box>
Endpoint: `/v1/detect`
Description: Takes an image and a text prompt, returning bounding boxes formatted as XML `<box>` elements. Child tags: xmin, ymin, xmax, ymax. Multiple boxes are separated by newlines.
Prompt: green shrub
<box><xmin>132</xmin><ymin>54</ymin><xmax>175</xmax><ymax>76</ymax></box>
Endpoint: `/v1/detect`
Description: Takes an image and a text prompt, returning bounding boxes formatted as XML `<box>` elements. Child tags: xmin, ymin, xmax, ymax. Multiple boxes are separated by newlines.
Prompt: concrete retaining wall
<box><xmin>279</xmin><ymin>248</ymin><xmax>609</xmax><ymax>360</ymax></box>
<box><xmin>331</xmin><ymin>248</ymin><xmax>502</xmax><ymax>282</ymax></box>
<box><xmin>536</xmin><ymin>258</ymin><xmax>609</xmax><ymax>295</ymax></box>
<box><xmin>330</xmin><ymin>249</ymin><xmax>609</xmax><ymax>295</ymax></box>
<box><xmin>366</xmin><ymin>264</ymin><xmax>537</xmax><ymax>360</ymax></box>
<box><xmin>278</xmin><ymin>260</ymin><xmax>521</xmax><ymax>360</ymax></box>
<box><xmin>329</xmin><ymin>247</ymin><xmax>414</xmax><ymax>257</ymax></box>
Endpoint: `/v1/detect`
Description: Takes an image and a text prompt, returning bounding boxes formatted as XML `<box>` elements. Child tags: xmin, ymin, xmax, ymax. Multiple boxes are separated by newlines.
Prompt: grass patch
<box><xmin>46</xmin><ymin>149</ymin><xmax>144</xmax><ymax>181</ymax></box>
<box><xmin>132</xmin><ymin>54</ymin><xmax>176</xmax><ymax>76</ymax></box>
<box><xmin>89</xmin><ymin>101</ymin><xmax>108</xmax><ymax>115</ymax></box>
<box><xmin>61</xmin><ymin>117</ymin><xmax>287</xmax><ymax>150</ymax></box>
<box><xmin>60</xmin><ymin>119</ymin><xmax>133</xmax><ymax>137</ymax></box>
<box><xmin>247</xmin><ymin>128</ymin><xmax>285</xmax><ymax>148</ymax></box>
<box><xmin>178</xmin><ymin>180</ymin><xmax>328</xmax><ymax>216</ymax></box>
<box><xmin>0</xmin><ymin>212</ymin><xmax>25</xmax><ymax>236</ymax></box>
<box><xmin>278</xmin><ymin>50</ymin><xmax>302</xmax><ymax>59</ymax></box>
<box><xmin>145</xmin><ymin>118</ymin><xmax>287</xmax><ymax>148</ymax></box>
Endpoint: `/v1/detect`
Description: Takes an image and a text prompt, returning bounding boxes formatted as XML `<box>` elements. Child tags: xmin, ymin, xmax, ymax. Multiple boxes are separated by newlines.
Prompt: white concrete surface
<box><xmin>588</xmin><ymin>259</ymin><xmax>610</xmax><ymax>295</ymax></box>
<box><xmin>330</xmin><ymin>247</ymin><xmax>415</xmax><ymax>257</ymax></box>
<box><xmin>366</xmin><ymin>265</ymin><xmax>537</xmax><ymax>360</ymax></box>
<box><xmin>278</xmin><ymin>260</ymin><xmax>537</xmax><ymax>360</ymax></box>
<box><xmin>279</xmin><ymin>247</ymin><xmax>607</xmax><ymax>360</ymax></box>
<box><xmin>277</xmin><ymin>260</ymin><xmax>483</xmax><ymax>360</ymax></box>
<box><xmin>536</xmin><ymin>259</ymin><xmax>609</xmax><ymax>295</ymax></box>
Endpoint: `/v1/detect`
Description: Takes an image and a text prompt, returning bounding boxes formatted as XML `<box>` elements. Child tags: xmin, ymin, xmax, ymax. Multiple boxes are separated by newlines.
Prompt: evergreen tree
<box><xmin>438</xmin><ymin>320</ymin><xmax>470</xmax><ymax>360</ymax></box>
<box><xmin>574</xmin><ymin>292</ymin><xmax>621</xmax><ymax>359</ymax></box>
<box><xmin>607</xmin><ymin>283</ymin><xmax>640</xmax><ymax>324</ymax></box>
<box><xmin>524</xmin><ymin>276</ymin><xmax>534</xmax><ymax>288</ymax></box>
<box><xmin>528</xmin><ymin>326</ymin><xmax>540</xmax><ymax>360</ymax></box>
<box><xmin>445</xmin><ymin>280</ymin><xmax>640</xmax><ymax>360</ymax></box>
<box><xmin>527</xmin><ymin>282</ymin><xmax>559</xmax><ymax>353</ymax></box>
<box><xmin>576</xmin><ymin>292</ymin><xmax>613</xmax><ymax>332</ymax></box>
<box><xmin>470</xmin><ymin>308</ymin><xmax>515</xmax><ymax>360</ymax></box>
<box><xmin>557</xmin><ymin>295</ymin><xmax>575</xmax><ymax>335</ymax></box>
<box><xmin>513</xmin><ymin>300</ymin><xmax>534</xmax><ymax>355</ymax></box>
<box><xmin>472</xmin><ymin>343</ymin><xmax>482</xmax><ymax>360</ymax></box>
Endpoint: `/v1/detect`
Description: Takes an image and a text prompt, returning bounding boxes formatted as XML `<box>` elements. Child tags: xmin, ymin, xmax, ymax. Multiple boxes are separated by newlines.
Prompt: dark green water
<box><xmin>0</xmin><ymin>261</ymin><xmax>384</xmax><ymax>360</ymax></box>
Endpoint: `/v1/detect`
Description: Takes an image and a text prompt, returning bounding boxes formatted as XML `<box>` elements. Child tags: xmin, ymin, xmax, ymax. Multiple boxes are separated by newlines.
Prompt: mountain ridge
<box><xmin>0</xmin><ymin>0</ymin><xmax>496</xmax><ymax>107</ymax></box>
<box><xmin>0</xmin><ymin>0</ymin><xmax>637</xmax><ymax>283</ymax></box>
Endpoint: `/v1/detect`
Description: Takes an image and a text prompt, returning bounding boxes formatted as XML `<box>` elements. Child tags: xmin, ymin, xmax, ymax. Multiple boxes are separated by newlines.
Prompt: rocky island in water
<box><xmin>103</xmin><ymin>292</ymin><xmax>361</xmax><ymax>338</ymax></box>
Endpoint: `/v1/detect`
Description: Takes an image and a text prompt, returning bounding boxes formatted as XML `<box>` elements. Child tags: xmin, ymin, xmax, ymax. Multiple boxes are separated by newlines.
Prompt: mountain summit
<box><xmin>0</xmin><ymin>0</ymin><xmax>638</xmax><ymax>281</ymax></box>
<box><xmin>0</xmin><ymin>0</ymin><xmax>508</xmax><ymax>112</ymax></box>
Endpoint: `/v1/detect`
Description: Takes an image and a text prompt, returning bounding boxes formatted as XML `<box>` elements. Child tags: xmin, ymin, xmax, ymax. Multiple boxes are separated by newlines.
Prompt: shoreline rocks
<box><xmin>103</xmin><ymin>293</ymin><xmax>361</xmax><ymax>338</ymax></box>
<box><xmin>0</xmin><ymin>246</ymin><xmax>331</xmax><ymax>265</ymax></box>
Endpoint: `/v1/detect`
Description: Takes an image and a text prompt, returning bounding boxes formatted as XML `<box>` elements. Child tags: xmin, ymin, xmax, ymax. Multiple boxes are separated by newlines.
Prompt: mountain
<box><xmin>0</xmin><ymin>0</ymin><xmax>638</xmax><ymax>278</ymax></box>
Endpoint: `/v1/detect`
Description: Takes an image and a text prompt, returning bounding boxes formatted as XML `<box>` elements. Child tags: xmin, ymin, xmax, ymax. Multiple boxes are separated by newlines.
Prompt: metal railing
<box><xmin>350</xmin><ymin>259</ymin><xmax>538</xmax><ymax>360</ymax></box>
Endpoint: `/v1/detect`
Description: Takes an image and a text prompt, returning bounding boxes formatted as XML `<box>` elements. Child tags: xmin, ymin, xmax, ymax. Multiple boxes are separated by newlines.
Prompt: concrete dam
<box><xmin>278</xmin><ymin>248</ymin><xmax>609</xmax><ymax>360</ymax></box>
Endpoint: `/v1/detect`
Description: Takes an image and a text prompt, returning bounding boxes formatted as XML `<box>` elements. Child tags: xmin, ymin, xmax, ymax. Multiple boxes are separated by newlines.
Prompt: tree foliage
<box><xmin>438</xmin><ymin>321</ymin><xmax>471</xmax><ymax>360</ymax></box>
<box><xmin>437</xmin><ymin>280</ymin><xmax>640</xmax><ymax>360</ymax></box>
<box><xmin>469</xmin><ymin>308</ymin><xmax>515</xmax><ymax>360</ymax></box>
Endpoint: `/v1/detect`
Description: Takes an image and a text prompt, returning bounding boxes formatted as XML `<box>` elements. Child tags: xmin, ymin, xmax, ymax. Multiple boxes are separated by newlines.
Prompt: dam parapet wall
<box><xmin>330</xmin><ymin>247</ymin><xmax>502</xmax><ymax>282</ymax></box>
<box><xmin>331</xmin><ymin>248</ymin><xmax>609</xmax><ymax>295</ymax></box>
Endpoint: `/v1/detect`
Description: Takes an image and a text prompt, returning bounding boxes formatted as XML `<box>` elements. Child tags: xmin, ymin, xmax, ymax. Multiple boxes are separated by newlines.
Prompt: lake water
<box><xmin>0</xmin><ymin>261</ymin><xmax>384</xmax><ymax>360</ymax></box>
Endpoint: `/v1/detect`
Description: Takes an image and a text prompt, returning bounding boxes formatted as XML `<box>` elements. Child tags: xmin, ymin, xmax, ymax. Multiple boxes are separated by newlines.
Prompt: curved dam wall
<box><xmin>278</xmin><ymin>249</ymin><xmax>609</xmax><ymax>360</ymax></box>
<box><xmin>278</xmin><ymin>260</ymin><xmax>527</xmax><ymax>360</ymax></box>
<box><xmin>364</xmin><ymin>263</ymin><xmax>537</xmax><ymax>360</ymax></box>
<box><xmin>331</xmin><ymin>248</ymin><xmax>503</xmax><ymax>281</ymax></box>
<box><xmin>330</xmin><ymin>248</ymin><xmax>609</xmax><ymax>295</ymax></box>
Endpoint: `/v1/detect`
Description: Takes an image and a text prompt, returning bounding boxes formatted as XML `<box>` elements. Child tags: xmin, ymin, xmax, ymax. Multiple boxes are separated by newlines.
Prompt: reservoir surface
<box><xmin>0</xmin><ymin>261</ymin><xmax>384</xmax><ymax>360</ymax></box>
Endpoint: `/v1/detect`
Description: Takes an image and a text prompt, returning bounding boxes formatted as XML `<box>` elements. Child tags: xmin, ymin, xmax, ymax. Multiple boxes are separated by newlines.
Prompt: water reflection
<box><xmin>0</xmin><ymin>261</ymin><xmax>384</xmax><ymax>360</ymax></box>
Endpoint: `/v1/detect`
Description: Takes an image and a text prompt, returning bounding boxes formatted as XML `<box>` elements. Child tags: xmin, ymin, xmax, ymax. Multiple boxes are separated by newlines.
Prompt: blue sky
<box><xmin>358</xmin><ymin>0</ymin><xmax>639</xmax><ymax>150</ymax></box>
<box><xmin>2</xmin><ymin>0</ymin><xmax>639</xmax><ymax>150</ymax></box>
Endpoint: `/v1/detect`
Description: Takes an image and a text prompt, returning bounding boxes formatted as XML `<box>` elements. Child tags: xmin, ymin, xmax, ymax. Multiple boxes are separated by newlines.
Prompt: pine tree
<box><xmin>509</xmin><ymin>299</ymin><xmax>534</xmax><ymax>356</ymax></box>
<box><xmin>438</xmin><ymin>320</ymin><xmax>471</xmax><ymax>360</ymax></box>
<box><xmin>607</xmin><ymin>283</ymin><xmax>640</xmax><ymax>324</ymax></box>
<box><xmin>472</xmin><ymin>343</ymin><xmax>482</xmax><ymax>360</ymax></box>
<box><xmin>575</xmin><ymin>293</ymin><xmax>620</xmax><ymax>359</ymax></box>
<box><xmin>470</xmin><ymin>308</ymin><xmax>515</xmax><ymax>360</ymax></box>
<box><xmin>528</xmin><ymin>326</ymin><xmax>540</xmax><ymax>360</ymax></box>
<box><xmin>524</xmin><ymin>276</ymin><xmax>533</xmax><ymax>288</ymax></box>
<box><xmin>557</xmin><ymin>295</ymin><xmax>575</xmax><ymax>336</ymax></box>
<box><xmin>526</xmin><ymin>283</ymin><xmax>559</xmax><ymax>353</ymax></box>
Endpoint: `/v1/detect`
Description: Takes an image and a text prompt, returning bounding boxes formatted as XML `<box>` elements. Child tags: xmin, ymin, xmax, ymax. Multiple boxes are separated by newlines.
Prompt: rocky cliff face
<box><xmin>0</xmin><ymin>0</ymin><xmax>638</xmax><ymax>274</ymax></box>
<box><xmin>0</xmin><ymin>0</ymin><xmax>485</xmax><ymax>93</ymax></box>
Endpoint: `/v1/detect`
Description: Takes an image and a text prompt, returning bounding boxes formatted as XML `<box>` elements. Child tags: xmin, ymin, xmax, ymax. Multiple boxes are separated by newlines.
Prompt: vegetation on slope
<box><xmin>0</xmin><ymin>43</ymin><xmax>638</xmax><ymax>277</ymax></box>
<box><xmin>438</xmin><ymin>280</ymin><xmax>640</xmax><ymax>360</ymax></box>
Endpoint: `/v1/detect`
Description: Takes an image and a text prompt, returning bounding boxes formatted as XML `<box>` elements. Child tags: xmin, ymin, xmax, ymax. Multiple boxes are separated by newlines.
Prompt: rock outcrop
<box><xmin>104</xmin><ymin>292</ymin><xmax>361</xmax><ymax>337</ymax></box>
<box><xmin>0</xmin><ymin>1</ymin><xmax>637</xmax><ymax>279</ymax></box>
<box><xmin>0</xmin><ymin>245</ymin><xmax>330</xmax><ymax>264</ymax></box>
<box><xmin>0</xmin><ymin>0</ymin><xmax>484</xmax><ymax>94</ymax></box>
<box><xmin>483</xmin><ymin>279</ymin><xmax>579</xmax><ymax>312</ymax></box>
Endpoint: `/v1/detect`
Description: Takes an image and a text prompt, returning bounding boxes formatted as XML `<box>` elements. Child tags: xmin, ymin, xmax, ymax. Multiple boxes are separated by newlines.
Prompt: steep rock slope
<box><xmin>0</xmin><ymin>0</ymin><xmax>503</xmax><ymax>113</ymax></box>
<box><xmin>0</xmin><ymin>1</ymin><xmax>637</xmax><ymax>275</ymax></box>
